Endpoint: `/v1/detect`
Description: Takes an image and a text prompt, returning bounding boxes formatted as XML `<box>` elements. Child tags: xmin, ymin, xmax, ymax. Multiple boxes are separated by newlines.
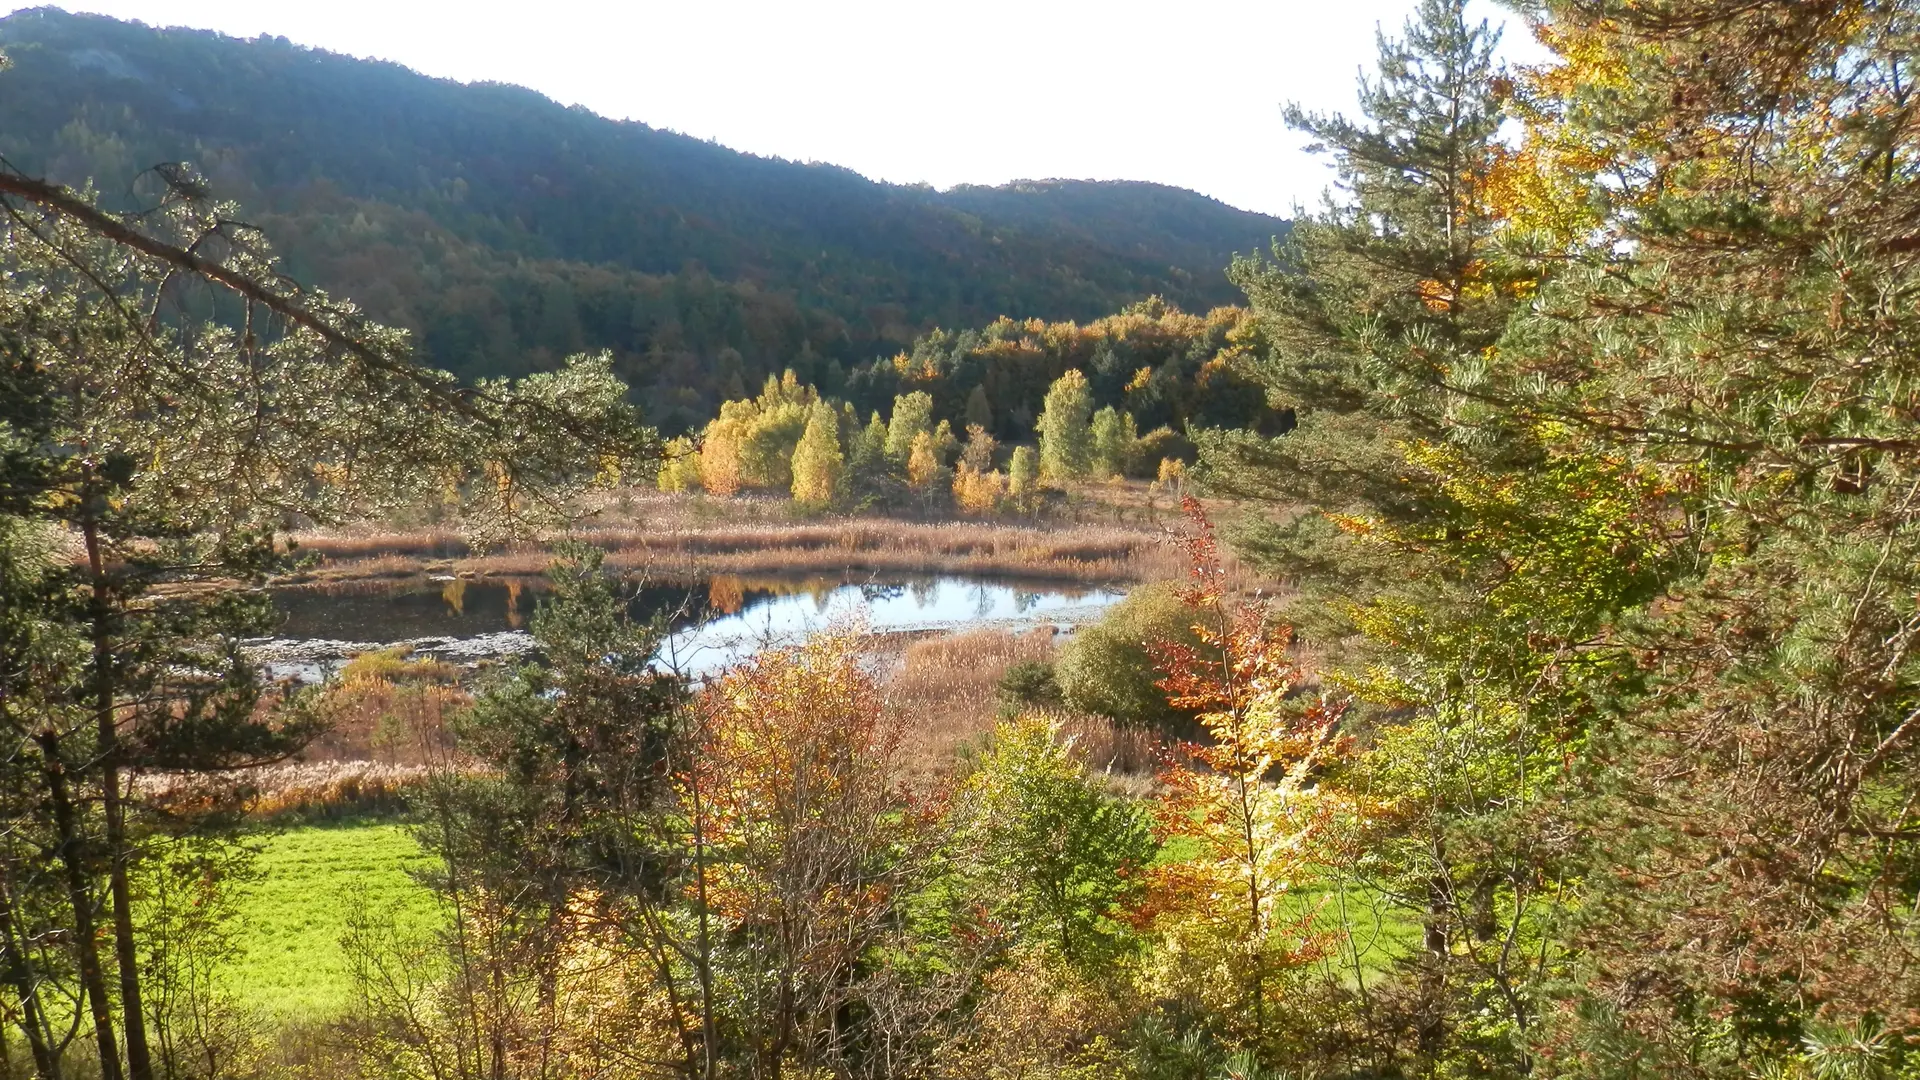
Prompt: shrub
<box><xmin>1133</xmin><ymin>426</ymin><xmax>1196</xmax><ymax>476</ymax></box>
<box><xmin>996</xmin><ymin>659</ymin><xmax>1062</xmax><ymax>710</ymax></box>
<box><xmin>952</xmin><ymin>464</ymin><xmax>1006</xmax><ymax>515</ymax></box>
<box><xmin>960</xmin><ymin>717</ymin><xmax>1157</xmax><ymax>970</ymax></box>
<box><xmin>1055</xmin><ymin>582</ymin><xmax>1201</xmax><ymax>730</ymax></box>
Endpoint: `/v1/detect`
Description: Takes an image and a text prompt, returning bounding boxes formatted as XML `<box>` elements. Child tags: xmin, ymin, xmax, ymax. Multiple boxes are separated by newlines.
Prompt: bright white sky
<box><xmin>7</xmin><ymin>0</ymin><xmax>1549</xmax><ymax>218</ymax></box>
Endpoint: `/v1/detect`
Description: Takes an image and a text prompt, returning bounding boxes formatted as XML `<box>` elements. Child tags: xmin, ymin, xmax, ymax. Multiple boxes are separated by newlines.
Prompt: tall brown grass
<box><xmin>295</xmin><ymin>517</ymin><xmax>1251</xmax><ymax>589</ymax></box>
<box><xmin>134</xmin><ymin>760</ymin><xmax>440</xmax><ymax>822</ymax></box>
<box><xmin>289</xmin><ymin>486</ymin><xmax>1275</xmax><ymax>589</ymax></box>
<box><xmin>880</xmin><ymin>627</ymin><xmax>1166</xmax><ymax>783</ymax></box>
<box><xmin>242</xmin><ymin>760</ymin><xmax>438</xmax><ymax>820</ymax></box>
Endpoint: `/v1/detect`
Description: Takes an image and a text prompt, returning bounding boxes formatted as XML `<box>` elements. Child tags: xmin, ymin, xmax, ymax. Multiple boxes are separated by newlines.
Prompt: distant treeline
<box><xmin>0</xmin><ymin>7</ymin><xmax>1289</xmax><ymax>431</ymax></box>
<box><xmin>654</xmin><ymin>297</ymin><xmax>1285</xmax><ymax>514</ymax></box>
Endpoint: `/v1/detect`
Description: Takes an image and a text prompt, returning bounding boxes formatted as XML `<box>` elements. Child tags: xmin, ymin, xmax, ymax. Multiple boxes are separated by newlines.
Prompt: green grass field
<box><xmin>220</xmin><ymin>821</ymin><xmax>1412</xmax><ymax>1018</ymax></box>
<box><xmin>229</xmin><ymin>821</ymin><xmax>439</xmax><ymax>1017</ymax></box>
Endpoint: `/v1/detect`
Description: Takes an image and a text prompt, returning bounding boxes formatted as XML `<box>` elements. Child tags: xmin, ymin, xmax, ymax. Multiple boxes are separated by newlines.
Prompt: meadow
<box><xmin>227</xmin><ymin>823</ymin><xmax>438</xmax><ymax>1018</ymax></box>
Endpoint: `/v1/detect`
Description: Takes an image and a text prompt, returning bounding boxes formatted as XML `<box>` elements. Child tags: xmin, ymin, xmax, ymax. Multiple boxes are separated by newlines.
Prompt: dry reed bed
<box><xmin>149</xmin><ymin>627</ymin><xmax>1153</xmax><ymax>821</ymax></box>
<box><xmin>596</xmin><ymin>520</ymin><xmax>1185</xmax><ymax>582</ymax></box>
<box><xmin>137</xmin><ymin>760</ymin><xmax>439</xmax><ymax>821</ymax></box>
<box><xmin>295</xmin><ymin>518</ymin><xmax>1228</xmax><ymax>587</ymax></box>
<box><xmin>883</xmin><ymin>627</ymin><xmax>1163</xmax><ymax>783</ymax></box>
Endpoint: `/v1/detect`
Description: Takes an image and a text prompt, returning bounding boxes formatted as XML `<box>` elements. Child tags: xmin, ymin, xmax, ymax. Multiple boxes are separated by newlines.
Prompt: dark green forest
<box><xmin>0</xmin><ymin>7</ymin><xmax>1287</xmax><ymax>431</ymax></box>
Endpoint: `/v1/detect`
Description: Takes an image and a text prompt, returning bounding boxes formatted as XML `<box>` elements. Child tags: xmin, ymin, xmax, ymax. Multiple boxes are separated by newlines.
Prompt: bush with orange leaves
<box><xmin>689</xmin><ymin>628</ymin><xmax>982</xmax><ymax>1076</ymax></box>
<box><xmin>1139</xmin><ymin>499</ymin><xmax>1348</xmax><ymax>1053</ymax></box>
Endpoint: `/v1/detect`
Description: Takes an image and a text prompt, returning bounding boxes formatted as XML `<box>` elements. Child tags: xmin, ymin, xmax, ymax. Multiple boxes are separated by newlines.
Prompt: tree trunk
<box><xmin>80</xmin><ymin>514</ymin><xmax>153</xmax><ymax>1080</ymax></box>
<box><xmin>0</xmin><ymin>872</ymin><xmax>61</xmax><ymax>1080</ymax></box>
<box><xmin>36</xmin><ymin>730</ymin><xmax>122</xmax><ymax>1080</ymax></box>
<box><xmin>1418</xmin><ymin>865</ymin><xmax>1451</xmax><ymax>1065</ymax></box>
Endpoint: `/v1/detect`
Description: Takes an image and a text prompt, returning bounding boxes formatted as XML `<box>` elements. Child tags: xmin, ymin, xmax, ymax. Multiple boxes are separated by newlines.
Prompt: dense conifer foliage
<box><xmin>1198</xmin><ymin>0</ymin><xmax>1920</xmax><ymax>1073</ymax></box>
<box><xmin>0</xmin><ymin>113</ymin><xmax>647</xmax><ymax>1079</ymax></box>
<box><xmin>0</xmin><ymin>7</ymin><xmax>1287</xmax><ymax>430</ymax></box>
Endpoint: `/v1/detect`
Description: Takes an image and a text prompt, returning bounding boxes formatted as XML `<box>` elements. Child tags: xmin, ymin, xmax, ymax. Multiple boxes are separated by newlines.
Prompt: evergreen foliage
<box><xmin>848</xmin><ymin>300</ymin><xmax>1283</xmax><ymax>448</ymax></box>
<box><xmin>0</xmin><ymin>152</ymin><xmax>645</xmax><ymax>1080</ymax></box>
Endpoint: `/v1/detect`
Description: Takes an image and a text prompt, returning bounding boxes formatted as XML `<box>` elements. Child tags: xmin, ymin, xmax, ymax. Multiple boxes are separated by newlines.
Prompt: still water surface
<box><xmin>264</xmin><ymin>574</ymin><xmax>1124</xmax><ymax>678</ymax></box>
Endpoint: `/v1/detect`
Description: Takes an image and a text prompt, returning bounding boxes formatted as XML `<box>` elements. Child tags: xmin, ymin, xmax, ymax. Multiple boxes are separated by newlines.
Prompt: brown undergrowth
<box><xmin>883</xmin><ymin>627</ymin><xmax>1162</xmax><ymax>786</ymax></box>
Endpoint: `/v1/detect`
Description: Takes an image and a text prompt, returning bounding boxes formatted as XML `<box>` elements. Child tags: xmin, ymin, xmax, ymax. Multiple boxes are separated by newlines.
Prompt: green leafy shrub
<box><xmin>1133</xmin><ymin>425</ymin><xmax>1196</xmax><ymax>476</ymax></box>
<box><xmin>1055</xmin><ymin>582</ymin><xmax>1201</xmax><ymax>730</ymax></box>
<box><xmin>960</xmin><ymin>718</ymin><xmax>1157</xmax><ymax>970</ymax></box>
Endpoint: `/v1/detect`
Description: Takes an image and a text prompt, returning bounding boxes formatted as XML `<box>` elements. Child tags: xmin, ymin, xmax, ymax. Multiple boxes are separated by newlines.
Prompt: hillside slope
<box><xmin>0</xmin><ymin>8</ymin><xmax>1286</xmax><ymax>428</ymax></box>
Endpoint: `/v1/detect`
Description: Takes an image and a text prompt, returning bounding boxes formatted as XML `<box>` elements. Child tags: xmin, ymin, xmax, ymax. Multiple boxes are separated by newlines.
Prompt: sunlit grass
<box><xmin>228</xmin><ymin>821</ymin><xmax>438</xmax><ymax>1018</ymax></box>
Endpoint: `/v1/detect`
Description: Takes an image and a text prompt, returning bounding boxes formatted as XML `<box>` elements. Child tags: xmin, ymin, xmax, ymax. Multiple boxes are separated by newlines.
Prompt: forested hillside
<box><xmin>0</xmin><ymin>7</ymin><xmax>1286</xmax><ymax>429</ymax></box>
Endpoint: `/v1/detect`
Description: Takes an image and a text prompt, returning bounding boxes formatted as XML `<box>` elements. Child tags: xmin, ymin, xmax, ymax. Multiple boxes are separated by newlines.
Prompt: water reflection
<box><xmin>659</xmin><ymin>577</ymin><xmax>1126</xmax><ymax>674</ymax></box>
<box><xmin>273</xmin><ymin>574</ymin><xmax>1125</xmax><ymax>668</ymax></box>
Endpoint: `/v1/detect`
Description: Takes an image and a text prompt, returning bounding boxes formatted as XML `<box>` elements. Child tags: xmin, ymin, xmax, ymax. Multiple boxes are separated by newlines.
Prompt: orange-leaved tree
<box><xmin>688</xmin><ymin>627</ymin><xmax>951</xmax><ymax>1077</ymax></box>
<box><xmin>1144</xmin><ymin>498</ymin><xmax>1347</xmax><ymax>1053</ymax></box>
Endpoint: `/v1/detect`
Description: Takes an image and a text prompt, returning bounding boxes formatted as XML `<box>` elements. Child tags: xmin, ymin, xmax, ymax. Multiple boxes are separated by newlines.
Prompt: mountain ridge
<box><xmin>0</xmin><ymin>7</ymin><xmax>1286</xmax><ymax>429</ymax></box>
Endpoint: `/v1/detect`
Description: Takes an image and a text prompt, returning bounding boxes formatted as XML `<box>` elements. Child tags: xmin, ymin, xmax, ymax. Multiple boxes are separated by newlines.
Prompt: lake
<box><xmin>253</xmin><ymin>573</ymin><xmax>1126</xmax><ymax>681</ymax></box>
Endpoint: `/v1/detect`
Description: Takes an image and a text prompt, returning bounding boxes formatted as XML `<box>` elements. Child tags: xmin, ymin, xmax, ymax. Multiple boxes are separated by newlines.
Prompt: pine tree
<box><xmin>789</xmin><ymin>401</ymin><xmax>842</xmax><ymax>510</ymax></box>
<box><xmin>1037</xmin><ymin>370</ymin><xmax>1094</xmax><ymax>484</ymax></box>
<box><xmin>1198</xmin><ymin>0</ymin><xmax>1514</xmax><ymax>635</ymax></box>
<box><xmin>839</xmin><ymin>409</ymin><xmax>893</xmax><ymax>505</ymax></box>
<box><xmin>860</xmin><ymin>411</ymin><xmax>888</xmax><ymax>462</ymax></box>
<box><xmin>1471</xmin><ymin>0</ymin><xmax>1920</xmax><ymax>1066</ymax></box>
<box><xmin>1187</xmin><ymin>3</ymin><xmax>1561</xmax><ymax>1071</ymax></box>
<box><xmin>0</xmin><ymin>163</ymin><xmax>648</xmax><ymax>1080</ymax></box>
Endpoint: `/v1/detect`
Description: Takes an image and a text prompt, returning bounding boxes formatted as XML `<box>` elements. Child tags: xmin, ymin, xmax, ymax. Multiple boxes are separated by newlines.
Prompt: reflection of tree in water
<box><xmin>505</xmin><ymin>581</ymin><xmax>524</xmax><ymax>629</ymax></box>
<box><xmin>910</xmin><ymin>579</ymin><xmax>937</xmax><ymax>608</ymax></box>
<box><xmin>972</xmin><ymin>583</ymin><xmax>994</xmax><ymax>620</ymax></box>
<box><xmin>440</xmin><ymin>577</ymin><xmax>467</xmax><ymax>616</ymax></box>
<box><xmin>1014</xmin><ymin>590</ymin><xmax>1040</xmax><ymax>614</ymax></box>
<box><xmin>859</xmin><ymin>584</ymin><xmax>905</xmax><ymax>605</ymax></box>
<box><xmin>708</xmin><ymin>575</ymin><xmax>746</xmax><ymax>616</ymax></box>
<box><xmin>809</xmin><ymin>580</ymin><xmax>835</xmax><ymax>612</ymax></box>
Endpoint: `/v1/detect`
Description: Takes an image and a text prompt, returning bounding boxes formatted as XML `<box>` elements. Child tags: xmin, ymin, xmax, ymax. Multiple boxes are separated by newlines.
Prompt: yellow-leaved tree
<box><xmin>1143</xmin><ymin>501</ymin><xmax>1346</xmax><ymax>1056</ymax></box>
<box><xmin>789</xmin><ymin>400</ymin><xmax>842</xmax><ymax>509</ymax></box>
